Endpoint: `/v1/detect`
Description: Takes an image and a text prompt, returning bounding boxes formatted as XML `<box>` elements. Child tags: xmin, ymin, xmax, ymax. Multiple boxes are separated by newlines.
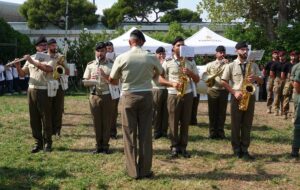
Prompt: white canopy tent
<box><xmin>185</xmin><ymin>27</ymin><xmax>238</xmax><ymax>55</ymax></box>
<box><xmin>110</xmin><ymin>27</ymin><xmax>172</xmax><ymax>55</ymax></box>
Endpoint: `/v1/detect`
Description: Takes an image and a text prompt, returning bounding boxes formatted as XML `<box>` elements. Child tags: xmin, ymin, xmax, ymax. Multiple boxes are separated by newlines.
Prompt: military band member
<box><xmin>206</xmin><ymin>45</ymin><xmax>229</xmax><ymax>139</ymax></box>
<box><xmin>221</xmin><ymin>41</ymin><xmax>263</xmax><ymax>159</ymax></box>
<box><xmin>282</xmin><ymin>51</ymin><xmax>298</xmax><ymax>119</ymax></box>
<box><xmin>104</xmin><ymin>41</ymin><xmax>119</xmax><ymax>139</ymax></box>
<box><xmin>159</xmin><ymin>37</ymin><xmax>200</xmax><ymax>158</ymax></box>
<box><xmin>270</xmin><ymin>51</ymin><xmax>286</xmax><ymax>116</ymax></box>
<box><xmin>47</xmin><ymin>39</ymin><xmax>70</xmax><ymax>136</ymax></box>
<box><xmin>15</xmin><ymin>35</ymin><xmax>54</xmax><ymax>153</ymax></box>
<box><xmin>189</xmin><ymin>57</ymin><xmax>200</xmax><ymax>126</ymax></box>
<box><xmin>152</xmin><ymin>46</ymin><xmax>168</xmax><ymax>139</ymax></box>
<box><xmin>263</xmin><ymin>50</ymin><xmax>279</xmax><ymax>113</ymax></box>
<box><xmin>109</xmin><ymin>30</ymin><xmax>163</xmax><ymax>179</ymax></box>
<box><xmin>83</xmin><ymin>42</ymin><xmax>115</xmax><ymax>154</ymax></box>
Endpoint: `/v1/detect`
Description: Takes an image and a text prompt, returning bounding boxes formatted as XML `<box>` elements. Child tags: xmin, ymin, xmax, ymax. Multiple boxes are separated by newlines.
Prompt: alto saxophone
<box><xmin>53</xmin><ymin>56</ymin><xmax>65</xmax><ymax>80</ymax></box>
<box><xmin>177</xmin><ymin>58</ymin><xmax>188</xmax><ymax>97</ymax></box>
<box><xmin>238</xmin><ymin>61</ymin><xmax>256</xmax><ymax>111</ymax></box>
<box><xmin>205</xmin><ymin>66</ymin><xmax>225</xmax><ymax>88</ymax></box>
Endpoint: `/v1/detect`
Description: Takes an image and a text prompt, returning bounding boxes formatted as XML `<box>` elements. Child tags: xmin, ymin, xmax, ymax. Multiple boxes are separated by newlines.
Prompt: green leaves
<box><xmin>19</xmin><ymin>0</ymin><xmax>98</xmax><ymax>29</ymax></box>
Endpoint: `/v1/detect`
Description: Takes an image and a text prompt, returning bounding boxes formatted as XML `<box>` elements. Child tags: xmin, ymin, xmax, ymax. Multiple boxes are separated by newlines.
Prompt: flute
<box><xmin>6</xmin><ymin>57</ymin><xmax>27</xmax><ymax>67</ymax></box>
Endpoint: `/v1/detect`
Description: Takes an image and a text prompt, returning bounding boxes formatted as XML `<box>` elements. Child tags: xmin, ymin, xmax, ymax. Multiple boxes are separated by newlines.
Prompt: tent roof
<box><xmin>185</xmin><ymin>27</ymin><xmax>238</xmax><ymax>55</ymax></box>
<box><xmin>110</xmin><ymin>27</ymin><xmax>172</xmax><ymax>55</ymax></box>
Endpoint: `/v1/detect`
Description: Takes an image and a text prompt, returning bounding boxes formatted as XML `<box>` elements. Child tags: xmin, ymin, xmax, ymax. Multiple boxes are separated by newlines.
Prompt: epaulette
<box><xmin>87</xmin><ymin>60</ymin><xmax>94</xmax><ymax>65</ymax></box>
<box><xmin>165</xmin><ymin>57</ymin><xmax>173</xmax><ymax>62</ymax></box>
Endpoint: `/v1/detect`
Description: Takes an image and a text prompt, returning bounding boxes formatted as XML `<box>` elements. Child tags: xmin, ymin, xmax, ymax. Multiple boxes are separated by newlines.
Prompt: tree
<box><xmin>160</xmin><ymin>9</ymin><xmax>202</xmax><ymax>23</ymax></box>
<box><xmin>101</xmin><ymin>0</ymin><xmax>178</xmax><ymax>29</ymax></box>
<box><xmin>19</xmin><ymin>0</ymin><xmax>98</xmax><ymax>29</ymax></box>
<box><xmin>0</xmin><ymin>18</ymin><xmax>34</xmax><ymax>63</ymax></box>
<box><xmin>197</xmin><ymin>0</ymin><xmax>300</xmax><ymax>41</ymax></box>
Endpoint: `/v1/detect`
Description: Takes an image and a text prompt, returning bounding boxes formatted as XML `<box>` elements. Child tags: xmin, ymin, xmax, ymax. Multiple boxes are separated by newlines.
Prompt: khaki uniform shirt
<box><xmin>83</xmin><ymin>58</ymin><xmax>113</xmax><ymax>94</ymax></box>
<box><xmin>110</xmin><ymin>46</ymin><xmax>163</xmax><ymax>92</ymax></box>
<box><xmin>291</xmin><ymin>62</ymin><xmax>300</xmax><ymax>81</ymax></box>
<box><xmin>221</xmin><ymin>59</ymin><xmax>261</xmax><ymax>91</ymax></box>
<box><xmin>162</xmin><ymin>55</ymin><xmax>199</xmax><ymax>94</ymax></box>
<box><xmin>206</xmin><ymin>59</ymin><xmax>228</xmax><ymax>90</ymax></box>
<box><xmin>22</xmin><ymin>53</ymin><xmax>54</xmax><ymax>88</ymax></box>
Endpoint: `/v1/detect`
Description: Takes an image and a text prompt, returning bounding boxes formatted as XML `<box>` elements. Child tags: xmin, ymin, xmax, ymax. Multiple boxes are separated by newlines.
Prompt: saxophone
<box><xmin>238</xmin><ymin>61</ymin><xmax>256</xmax><ymax>111</ymax></box>
<box><xmin>205</xmin><ymin>66</ymin><xmax>225</xmax><ymax>87</ymax></box>
<box><xmin>177</xmin><ymin>58</ymin><xmax>188</xmax><ymax>97</ymax></box>
<box><xmin>53</xmin><ymin>56</ymin><xmax>65</xmax><ymax>80</ymax></box>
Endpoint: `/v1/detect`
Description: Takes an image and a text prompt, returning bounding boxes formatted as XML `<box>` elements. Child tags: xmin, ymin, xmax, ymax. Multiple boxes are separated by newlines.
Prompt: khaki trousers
<box><xmin>121</xmin><ymin>91</ymin><xmax>153</xmax><ymax>178</ymax></box>
<box><xmin>152</xmin><ymin>89</ymin><xmax>168</xmax><ymax>136</ymax></box>
<box><xmin>230</xmin><ymin>94</ymin><xmax>255</xmax><ymax>153</ymax></box>
<box><xmin>293</xmin><ymin>94</ymin><xmax>300</xmax><ymax>147</ymax></box>
<box><xmin>110</xmin><ymin>98</ymin><xmax>119</xmax><ymax>137</ymax></box>
<box><xmin>28</xmin><ymin>88</ymin><xmax>52</xmax><ymax>147</ymax></box>
<box><xmin>52</xmin><ymin>86</ymin><xmax>65</xmax><ymax>135</ymax></box>
<box><xmin>190</xmin><ymin>93</ymin><xmax>200</xmax><ymax>124</ymax></box>
<box><xmin>207</xmin><ymin>88</ymin><xmax>229</xmax><ymax>137</ymax></box>
<box><xmin>266</xmin><ymin>77</ymin><xmax>274</xmax><ymax>108</ymax></box>
<box><xmin>89</xmin><ymin>94</ymin><xmax>114</xmax><ymax>150</ymax></box>
<box><xmin>273</xmin><ymin>77</ymin><xmax>285</xmax><ymax>112</ymax></box>
<box><xmin>283</xmin><ymin>80</ymin><xmax>293</xmax><ymax>114</ymax></box>
<box><xmin>168</xmin><ymin>92</ymin><xmax>193</xmax><ymax>151</ymax></box>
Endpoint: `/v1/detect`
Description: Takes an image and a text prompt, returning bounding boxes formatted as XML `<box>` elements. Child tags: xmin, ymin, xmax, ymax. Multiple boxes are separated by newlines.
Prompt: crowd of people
<box><xmin>5</xmin><ymin>30</ymin><xmax>300</xmax><ymax>180</ymax></box>
<box><xmin>0</xmin><ymin>61</ymin><xmax>29</xmax><ymax>95</ymax></box>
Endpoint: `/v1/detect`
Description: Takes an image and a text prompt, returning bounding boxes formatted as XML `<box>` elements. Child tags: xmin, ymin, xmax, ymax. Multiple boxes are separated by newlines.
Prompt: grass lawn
<box><xmin>0</xmin><ymin>94</ymin><xmax>300</xmax><ymax>190</ymax></box>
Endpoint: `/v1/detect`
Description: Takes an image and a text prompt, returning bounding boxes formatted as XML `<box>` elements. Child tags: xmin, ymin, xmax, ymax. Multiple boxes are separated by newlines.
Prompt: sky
<box><xmin>1</xmin><ymin>0</ymin><xmax>207</xmax><ymax>21</ymax></box>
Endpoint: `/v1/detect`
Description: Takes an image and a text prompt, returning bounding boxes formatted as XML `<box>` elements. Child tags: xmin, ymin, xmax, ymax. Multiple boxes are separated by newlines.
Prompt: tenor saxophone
<box><xmin>238</xmin><ymin>61</ymin><xmax>256</xmax><ymax>111</ymax></box>
<box><xmin>177</xmin><ymin>58</ymin><xmax>188</xmax><ymax>97</ymax></box>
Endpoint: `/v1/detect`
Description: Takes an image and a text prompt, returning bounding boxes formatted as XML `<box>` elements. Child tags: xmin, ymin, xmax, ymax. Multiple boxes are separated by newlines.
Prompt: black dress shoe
<box><xmin>170</xmin><ymin>150</ymin><xmax>179</xmax><ymax>159</ymax></box>
<box><xmin>92</xmin><ymin>149</ymin><xmax>102</xmax><ymax>154</ymax></box>
<box><xmin>135</xmin><ymin>171</ymin><xmax>154</xmax><ymax>180</ymax></box>
<box><xmin>31</xmin><ymin>146</ymin><xmax>42</xmax><ymax>153</ymax></box>
<box><xmin>154</xmin><ymin>133</ymin><xmax>162</xmax><ymax>139</ymax></box>
<box><xmin>242</xmin><ymin>152</ymin><xmax>255</xmax><ymax>160</ymax></box>
<box><xmin>209</xmin><ymin>134</ymin><xmax>218</xmax><ymax>139</ymax></box>
<box><xmin>181</xmin><ymin>150</ymin><xmax>191</xmax><ymax>158</ymax></box>
<box><xmin>110</xmin><ymin>134</ymin><xmax>117</xmax><ymax>139</ymax></box>
<box><xmin>44</xmin><ymin>145</ymin><xmax>52</xmax><ymax>152</ymax></box>
<box><xmin>233</xmin><ymin>151</ymin><xmax>243</xmax><ymax>159</ymax></box>
<box><xmin>102</xmin><ymin>149</ymin><xmax>112</xmax><ymax>154</ymax></box>
<box><xmin>290</xmin><ymin>147</ymin><xmax>299</xmax><ymax>158</ymax></box>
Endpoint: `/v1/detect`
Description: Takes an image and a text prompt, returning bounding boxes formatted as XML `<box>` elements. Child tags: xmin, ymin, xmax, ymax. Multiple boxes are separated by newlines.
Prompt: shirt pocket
<box><xmin>232</xmin><ymin>73</ymin><xmax>242</xmax><ymax>83</ymax></box>
<box><xmin>169</xmin><ymin>65</ymin><xmax>179</xmax><ymax>76</ymax></box>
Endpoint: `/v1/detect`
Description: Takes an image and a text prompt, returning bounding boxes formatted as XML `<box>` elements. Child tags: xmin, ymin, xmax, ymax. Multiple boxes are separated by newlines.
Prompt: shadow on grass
<box><xmin>0</xmin><ymin>166</ymin><xmax>70</xmax><ymax>189</ymax></box>
<box><xmin>154</xmin><ymin>170</ymin><xmax>282</xmax><ymax>181</ymax></box>
<box><xmin>252</xmin><ymin>125</ymin><xmax>274</xmax><ymax>131</ymax></box>
<box><xmin>154</xmin><ymin>149</ymin><xmax>289</xmax><ymax>161</ymax></box>
<box><xmin>64</xmin><ymin>112</ymin><xmax>91</xmax><ymax>116</ymax></box>
<box><xmin>55</xmin><ymin>146</ymin><xmax>124</xmax><ymax>154</ymax></box>
<box><xmin>62</xmin><ymin>123</ymin><xmax>92</xmax><ymax>128</ymax></box>
<box><xmin>0</xmin><ymin>122</ymin><xmax>3</xmax><ymax>128</ymax></box>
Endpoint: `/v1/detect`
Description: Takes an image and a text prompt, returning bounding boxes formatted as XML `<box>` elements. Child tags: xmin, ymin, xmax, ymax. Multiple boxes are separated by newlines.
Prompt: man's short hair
<box><xmin>216</xmin><ymin>45</ymin><xmax>226</xmax><ymax>52</ymax></box>
<box><xmin>172</xmin><ymin>36</ymin><xmax>184</xmax><ymax>46</ymax></box>
<box><xmin>106</xmin><ymin>41</ymin><xmax>113</xmax><ymax>47</ymax></box>
<box><xmin>156</xmin><ymin>47</ymin><xmax>166</xmax><ymax>54</ymax></box>
<box><xmin>95</xmin><ymin>42</ymin><xmax>106</xmax><ymax>50</ymax></box>
<box><xmin>235</xmin><ymin>41</ymin><xmax>248</xmax><ymax>50</ymax></box>
<box><xmin>130</xmin><ymin>29</ymin><xmax>146</xmax><ymax>42</ymax></box>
